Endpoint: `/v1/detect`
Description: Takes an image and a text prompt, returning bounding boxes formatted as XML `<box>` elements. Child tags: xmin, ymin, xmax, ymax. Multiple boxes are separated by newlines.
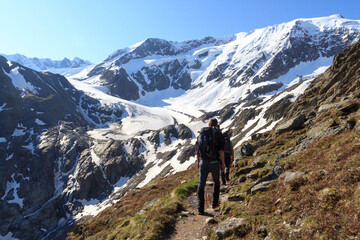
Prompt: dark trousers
<box><xmin>221</xmin><ymin>154</ymin><xmax>231</xmax><ymax>184</ymax></box>
<box><xmin>197</xmin><ymin>160</ymin><xmax>220</xmax><ymax>212</ymax></box>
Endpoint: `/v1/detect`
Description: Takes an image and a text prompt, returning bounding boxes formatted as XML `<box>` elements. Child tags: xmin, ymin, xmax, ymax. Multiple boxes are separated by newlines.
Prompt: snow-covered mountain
<box><xmin>0</xmin><ymin>53</ymin><xmax>92</xmax><ymax>76</ymax></box>
<box><xmin>1</xmin><ymin>15</ymin><xmax>360</xmax><ymax>240</ymax></box>
<box><xmin>74</xmin><ymin>14</ymin><xmax>360</xmax><ymax>111</ymax></box>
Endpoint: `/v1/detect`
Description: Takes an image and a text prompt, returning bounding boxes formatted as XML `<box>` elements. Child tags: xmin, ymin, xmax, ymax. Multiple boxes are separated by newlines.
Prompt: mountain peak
<box><xmin>0</xmin><ymin>53</ymin><xmax>92</xmax><ymax>71</ymax></box>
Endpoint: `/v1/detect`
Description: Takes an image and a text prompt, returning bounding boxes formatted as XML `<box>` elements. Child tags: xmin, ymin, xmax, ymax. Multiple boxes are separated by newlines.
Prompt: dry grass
<box><xmin>67</xmin><ymin>169</ymin><xmax>198</xmax><ymax>240</ymax></box>
<box><xmin>214</xmin><ymin>124</ymin><xmax>360</xmax><ymax>239</ymax></box>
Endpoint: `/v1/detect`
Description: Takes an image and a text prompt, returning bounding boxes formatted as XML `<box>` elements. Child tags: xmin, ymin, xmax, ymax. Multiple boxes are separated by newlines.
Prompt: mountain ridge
<box><xmin>71</xmin><ymin>15</ymin><xmax>360</xmax><ymax>112</ymax></box>
<box><xmin>0</xmin><ymin>54</ymin><xmax>92</xmax><ymax>74</ymax></box>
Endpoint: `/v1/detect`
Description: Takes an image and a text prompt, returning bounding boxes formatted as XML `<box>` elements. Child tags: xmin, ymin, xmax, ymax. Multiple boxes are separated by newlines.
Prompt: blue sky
<box><xmin>0</xmin><ymin>0</ymin><xmax>359</xmax><ymax>63</ymax></box>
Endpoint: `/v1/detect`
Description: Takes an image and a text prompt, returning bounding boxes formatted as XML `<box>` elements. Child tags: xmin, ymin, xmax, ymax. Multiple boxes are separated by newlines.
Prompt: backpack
<box><xmin>197</xmin><ymin>127</ymin><xmax>217</xmax><ymax>161</ymax></box>
<box><xmin>224</xmin><ymin>137</ymin><xmax>231</xmax><ymax>154</ymax></box>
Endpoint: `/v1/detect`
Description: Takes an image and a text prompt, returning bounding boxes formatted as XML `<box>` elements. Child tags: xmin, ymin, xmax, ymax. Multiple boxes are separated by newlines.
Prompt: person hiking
<box><xmin>221</xmin><ymin>131</ymin><xmax>234</xmax><ymax>185</ymax></box>
<box><xmin>195</xmin><ymin>118</ymin><xmax>225</xmax><ymax>215</ymax></box>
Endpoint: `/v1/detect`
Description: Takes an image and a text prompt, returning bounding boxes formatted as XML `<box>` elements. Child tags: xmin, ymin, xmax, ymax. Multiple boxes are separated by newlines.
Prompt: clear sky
<box><xmin>0</xmin><ymin>0</ymin><xmax>359</xmax><ymax>63</ymax></box>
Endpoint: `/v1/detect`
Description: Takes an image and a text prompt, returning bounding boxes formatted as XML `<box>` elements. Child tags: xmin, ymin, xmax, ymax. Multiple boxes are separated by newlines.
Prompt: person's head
<box><xmin>223</xmin><ymin>131</ymin><xmax>228</xmax><ymax>138</ymax></box>
<box><xmin>209</xmin><ymin>118</ymin><xmax>218</xmax><ymax>128</ymax></box>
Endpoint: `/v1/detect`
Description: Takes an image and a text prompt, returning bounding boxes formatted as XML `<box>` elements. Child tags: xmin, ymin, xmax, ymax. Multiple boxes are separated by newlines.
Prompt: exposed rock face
<box><xmin>285</xmin><ymin>39</ymin><xmax>360</xmax><ymax>120</ymax></box>
<box><xmin>101</xmin><ymin>68</ymin><xmax>139</xmax><ymax>100</ymax></box>
<box><xmin>177</xmin><ymin>124</ymin><xmax>193</xmax><ymax>139</ymax></box>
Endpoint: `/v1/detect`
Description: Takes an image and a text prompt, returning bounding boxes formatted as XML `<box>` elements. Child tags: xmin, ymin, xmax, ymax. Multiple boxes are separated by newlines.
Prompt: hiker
<box><xmin>195</xmin><ymin>118</ymin><xmax>225</xmax><ymax>215</ymax></box>
<box><xmin>221</xmin><ymin>131</ymin><xmax>234</xmax><ymax>185</ymax></box>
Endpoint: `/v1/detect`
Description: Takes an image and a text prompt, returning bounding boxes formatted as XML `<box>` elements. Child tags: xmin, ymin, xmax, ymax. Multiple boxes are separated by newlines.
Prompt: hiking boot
<box><xmin>197</xmin><ymin>211</ymin><xmax>205</xmax><ymax>215</ymax></box>
<box><xmin>212</xmin><ymin>204</ymin><xmax>219</xmax><ymax>209</ymax></box>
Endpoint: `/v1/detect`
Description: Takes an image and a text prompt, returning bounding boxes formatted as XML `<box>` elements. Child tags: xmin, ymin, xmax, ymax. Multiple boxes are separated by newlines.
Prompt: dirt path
<box><xmin>169</xmin><ymin>181</ymin><xmax>228</xmax><ymax>240</ymax></box>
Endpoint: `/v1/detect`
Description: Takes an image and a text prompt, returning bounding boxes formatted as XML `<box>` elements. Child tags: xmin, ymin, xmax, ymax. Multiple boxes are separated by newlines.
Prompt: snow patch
<box><xmin>35</xmin><ymin>119</ymin><xmax>46</xmax><ymax>125</ymax></box>
<box><xmin>11</xmin><ymin>124</ymin><xmax>27</xmax><ymax>137</ymax></box>
<box><xmin>1</xmin><ymin>174</ymin><xmax>24</xmax><ymax>208</ymax></box>
<box><xmin>0</xmin><ymin>232</ymin><xmax>20</xmax><ymax>240</ymax></box>
<box><xmin>0</xmin><ymin>103</ymin><xmax>11</xmax><ymax>111</ymax></box>
<box><xmin>5</xmin><ymin>67</ymin><xmax>39</xmax><ymax>95</ymax></box>
<box><xmin>6</xmin><ymin>153</ymin><xmax>14</xmax><ymax>161</ymax></box>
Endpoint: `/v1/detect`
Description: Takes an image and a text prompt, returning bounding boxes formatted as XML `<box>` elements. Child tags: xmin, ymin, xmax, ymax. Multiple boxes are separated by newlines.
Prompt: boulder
<box><xmin>216</xmin><ymin>217</ymin><xmax>248</xmax><ymax>237</ymax></box>
<box><xmin>281</xmin><ymin>171</ymin><xmax>304</xmax><ymax>185</ymax></box>
<box><xmin>240</xmin><ymin>143</ymin><xmax>255</xmax><ymax>156</ymax></box>
<box><xmin>273</xmin><ymin>164</ymin><xmax>284</xmax><ymax>177</ymax></box>
<box><xmin>275</xmin><ymin>114</ymin><xmax>306</xmax><ymax>135</ymax></box>
<box><xmin>251</xmin><ymin>180</ymin><xmax>275</xmax><ymax>194</ymax></box>
<box><xmin>238</xmin><ymin>176</ymin><xmax>246</xmax><ymax>183</ymax></box>
<box><xmin>246</xmin><ymin>172</ymin><xmax>258</xmax><ymax>181</ymax></box>
<box><xmin>206</xmin><ymin>217</ymin><xmax>218</xmax><ymax>224</ymax></box>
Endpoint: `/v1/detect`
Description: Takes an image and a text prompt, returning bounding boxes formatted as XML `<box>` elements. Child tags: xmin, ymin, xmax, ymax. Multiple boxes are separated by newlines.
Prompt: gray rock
<box><xmin>281</xmin><ymin>171</ymin><xmax>305</xmax><ymax>185</ymax></box>
<box><xmin>216</xmin><ymin>217</ymin><xmax>247</xmax><ymax>237</ymax></box>
<box><xmin>227</xmin><ymin>195</ymin><xmax>245</xmax><ymax>202</ymax></box>
<box><xmin>275</xmin><ymin>114</ymin><xmax>306</xmax><ymax>135</ymax></box>
<box><xmin>258</xmin><ymin>225</ymin><xmax>268</xmax><ymax>237</ymax></box>
<box><xmin>251</xmin><ymin>156</ymin><xmax>269</xmax><ymax>167</ymax></box>
<box><xmin>233</xmin><ymin>158</ymin><xmax>242</xmax><ymax>167</ymax></box>
<box><xmin>273</xmin><ymin>164</ymin><xmax>284</xmax><ymax>177</ymax></box>
<box><xmin>251</xmin><ymin>180</ymin><xmax>275</xmax><ymax>194</ymax></box>
<box><xmin>177</xmin><ymin>124</ymin><xmax>193</xmax><ymax>139</ymax></box>
<box><xmin>296</xmin><ymin>212</ymin><xmax>306</xmax><ymax>227</ymax></box>
<box><xmin>157</xmin><ymin>150</ymin><xmax>177</xmax><ymax>165</ymax></box>
<box><xmin>138</xmin><ymin>198</ymin><xmax>160</xmax><ymax>215</ymax></box>
<box><xmin>239</xmin><ymin>176</ymin><xmax>246</xmax><ymax>183</ymax></box>
<box><xmin>246</xmin><ymin>172</ymin><xmax>258</xmax><ymax>181</ymax></box>
<box><xmin>240</xmin><ymin>143</ymin><xmax>255</xmax><ymax>156</ymax></box>
<box><xmin>206</xmin><ymin>217</ymin><xmax>218</xmax><ymax>224</ymax></box>
<box><xmin>178</xmin><ymin>145</ymin><xmax>195</xmax><ymax>164</ymax></box>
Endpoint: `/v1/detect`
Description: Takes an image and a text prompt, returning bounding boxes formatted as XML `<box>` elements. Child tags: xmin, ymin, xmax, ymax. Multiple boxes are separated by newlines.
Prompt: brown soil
<box><xmin>169</xmin><ymin>181</ymin><xmax>228</xmax><ymax>240</ymax></box>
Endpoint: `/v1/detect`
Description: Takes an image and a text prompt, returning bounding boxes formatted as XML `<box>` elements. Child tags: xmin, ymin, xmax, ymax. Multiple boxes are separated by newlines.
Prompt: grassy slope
<box><xmin>67</xmin><ymin>169</ymin><xmax>199</xmax><ymax>240</ymax></box>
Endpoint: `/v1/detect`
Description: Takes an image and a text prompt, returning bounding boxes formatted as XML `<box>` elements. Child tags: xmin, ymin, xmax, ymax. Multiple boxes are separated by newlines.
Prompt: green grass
<box><xmin>174</xmin><ymin>178</ymin><xmax>199</xmax><ymax>199</ymax></box>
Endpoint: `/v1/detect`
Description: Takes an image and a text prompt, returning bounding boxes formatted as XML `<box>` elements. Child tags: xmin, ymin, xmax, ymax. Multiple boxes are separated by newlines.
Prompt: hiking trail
<box><xmin>169</xmin><ymin>181</ymin><xmax>229</xmax><ymax>240</ymax></box>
